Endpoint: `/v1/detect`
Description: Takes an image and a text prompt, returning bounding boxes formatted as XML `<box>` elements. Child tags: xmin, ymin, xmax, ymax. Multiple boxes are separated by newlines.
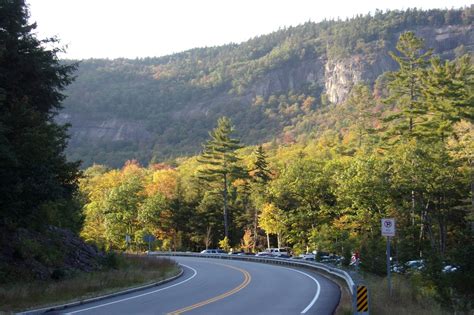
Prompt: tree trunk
<box><xmin>277</xmin><ymin>233</ymin><xmax>281</xmax><ymax>249</ymax></box>
<box><xmin>253</xmin><ymin>208</ymin><xmax>258</xmax><ymax>252</ymax></box>
<box><xmin>205</xmin><ymin>225</ymin><xmax>212</xmax><ymax>249</ymax></box>
<box><xmin>419</xmin><ymin>199</ymin><xmax>430</xmax><ymax>258</ymax></box>
<box><xmin>266</xmin><ymin>232</ymin><xmax>270</xmax><ymax>249</ymax></box>
<box><xmin>223</xmin><ymin>174</ymin><xmax>229</xmax><ymax>239</ymax></box>
<box><xmin>471</xmin><ymin>177</ymin><xmax>474</xmax><ymax>233</ymax></box>
<box><xmin>439</xmin><ymin>214</ymin><xmax>447</xmax><ymax>257</ymax></box>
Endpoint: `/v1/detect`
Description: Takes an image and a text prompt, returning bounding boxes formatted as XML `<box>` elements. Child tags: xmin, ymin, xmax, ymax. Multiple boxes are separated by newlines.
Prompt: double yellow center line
<box><xmin>167</xmin><ymin>263</ymin><xmax>251</xmax><ymax>314</ymax></box>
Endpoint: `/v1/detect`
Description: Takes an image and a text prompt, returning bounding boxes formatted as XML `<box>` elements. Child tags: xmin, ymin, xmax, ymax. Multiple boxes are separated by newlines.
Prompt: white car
<box><xmin>405</xmin><ymin>260</ymin><xmax>425</xmax><ymax>271</ymax></box>
<box><xmin>259</xmin><ymin>248</ymin><xmax>289</xmax><ymax>257</ymax></box>
<box><xmin>442</xmin><ymin>265</ymin><xmax>459</xmax><ymax>273</ymax></box>
<box><xmin>299</xmin><ymin>253</ymin><xmax>315</xmax><ymax>261</ymax></box>
<box><xmin>200</xmin><ymin>249</ymin><xmax>226</xmax><ymax>254</ymax></box>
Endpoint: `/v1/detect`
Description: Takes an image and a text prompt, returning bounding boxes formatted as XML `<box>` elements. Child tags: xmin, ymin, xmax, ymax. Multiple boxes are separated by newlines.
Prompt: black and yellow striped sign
<box><xmin>357</xmin><ymin>285</ymin><xmax>369</xmax><ymax>312</ymax></box>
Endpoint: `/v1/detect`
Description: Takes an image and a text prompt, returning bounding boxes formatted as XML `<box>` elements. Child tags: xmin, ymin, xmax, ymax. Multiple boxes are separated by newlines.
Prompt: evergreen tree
<box><xmin>422</xmin><ymin>55</ymin><xmax>474</xmax><ymax>142</ymax></box>
<box><xmin>249</xmin><ymin>145</ymin><xmax>271</xmax><ymax>249</ymax></box>
<box><xmin>197</xmin><ymin>117</ymin><xmax>244</xmax><ymax>239</ymax></box>
<box><xmin>344</xmin><ymin>84</ymin><xmax>378</xmax><ymax>148</ymax></box>
<box><xmin>384</xmin><ymin>31</ymin><xmax>432</xmax><ymax>142</ymax></box>
<box><xmin>0</xmin><ymin>0</ymin><xmax>80</xmax><ymax>234</ymax></box>
<box><xmin>383</xmin><ymin>32</ymin><xmax>432</xmax><ymax>253</ymax></box>
<box><xmin>250</xmin><ymin>145</ymin><xmax>271</xmax><ymax>184</ymax></box>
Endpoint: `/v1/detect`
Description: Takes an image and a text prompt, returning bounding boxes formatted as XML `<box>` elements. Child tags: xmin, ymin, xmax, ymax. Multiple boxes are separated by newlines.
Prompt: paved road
<box><xmin>52</xmin><ymin>257</ymin><xmax>340</xmax><ymax>315</ymax></box>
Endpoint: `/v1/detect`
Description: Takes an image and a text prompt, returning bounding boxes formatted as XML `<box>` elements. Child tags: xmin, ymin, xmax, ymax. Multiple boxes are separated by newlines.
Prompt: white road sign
<box><xmin>381</xmin><ymin>218</ymin><xmax>396</xmax><ymax>237</ymax></box>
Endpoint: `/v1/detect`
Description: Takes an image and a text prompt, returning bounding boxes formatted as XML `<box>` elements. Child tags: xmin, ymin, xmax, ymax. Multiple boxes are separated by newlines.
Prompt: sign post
<box><xmin>381</xmin><ymin>218</ymin><xmax>395</xmax><ymax>296</ymax></box>
<box><xmin>143</xmin><ymin>234</ymin><xmax>156</xmax><ymax>252</ymax></box>
<box><xmin>125</xmin><ymin>234</ymin><xmax>131</xmax><ymax>251</ymax></box>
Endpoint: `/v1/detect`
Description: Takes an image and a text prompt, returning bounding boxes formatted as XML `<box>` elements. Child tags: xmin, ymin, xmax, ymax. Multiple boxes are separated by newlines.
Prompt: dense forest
<box><xmin>60</xmin><ymin>7</ymin><xmax>473</xmax><ymax>167</ymax></box>
<box><xmin>79</xmin><ymin>30</ymin><xmax>474</xmax><ymax>310</ymax></box>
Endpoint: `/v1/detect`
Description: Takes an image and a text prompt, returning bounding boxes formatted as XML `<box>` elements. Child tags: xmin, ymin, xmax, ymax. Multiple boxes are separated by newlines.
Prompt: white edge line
<box><xmin>282</xmin><ymin>267</ymin><xmax>321</xmax><ymax>314</ymax></box>
<box><xmin>65</xmin><ymin>264</ymin><xmax>197</xmax><ymax>314</ymax></box>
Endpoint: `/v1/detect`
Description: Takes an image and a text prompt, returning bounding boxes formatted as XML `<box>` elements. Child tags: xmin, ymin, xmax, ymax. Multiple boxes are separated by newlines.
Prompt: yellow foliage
<box><xmin>145</xmin><ymin>169</ymin><xmax>178</xmax><ymax>198</ymax></box>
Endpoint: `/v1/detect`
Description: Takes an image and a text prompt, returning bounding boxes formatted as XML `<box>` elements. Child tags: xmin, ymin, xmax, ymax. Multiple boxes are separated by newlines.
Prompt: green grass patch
<box><xmin>0</xmin><ymin>254</ymin><xmax>179</xmax><ymax>313</ymax></box>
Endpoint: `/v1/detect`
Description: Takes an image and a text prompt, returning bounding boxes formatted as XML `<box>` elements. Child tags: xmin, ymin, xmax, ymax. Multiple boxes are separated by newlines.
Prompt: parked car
<box><xmin>301</xmin><ymin>253</ymin><xmax>315</xmax><ymax>261</ymax></box>
<box><xmin>238</xmin><ymin>252</ymin><xmax>255</xmax><ymax>256</ymax></box>
<box><xmin>277</xmin><ymin>254</ymin><xmax>291</xmax><ymax>259</ymax></box>
<box><xmin>255</xmin><ymin>252</ymin><xmax>273</xmax><ymax>257</ymax></box>
<box><xmin>265</xmin><ymin>248</ymin><xmax>290</xmax><ymax>257</ymax></box>
<box><xmin>405</xmin><ymin>259</ymin><xmax>425</xmax><ymax>271</ymax></box>
<box><xmin>200</xmin><ymin>249</ymin><xmax>227</xmax><ymax>254</ymax></box>
<box><xmin>391</xmin><ymin>262</ymin><xmax>404</xmax><ymax>273</ymax></box>
<box><xmin>442</xmin><ymin>264</ymin><xmax>459</xmax><ymax>273</ymax></box>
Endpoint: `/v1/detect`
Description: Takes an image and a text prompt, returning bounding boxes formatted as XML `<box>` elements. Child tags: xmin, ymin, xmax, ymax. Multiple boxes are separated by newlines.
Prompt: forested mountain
<box><xmin>60</xmin><ymin>7</ymin><xmax>473</xmax><ymax>167</ymax></box>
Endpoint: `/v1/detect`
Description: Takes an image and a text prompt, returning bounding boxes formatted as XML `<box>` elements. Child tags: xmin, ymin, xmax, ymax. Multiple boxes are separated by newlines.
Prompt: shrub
<box><xmin>102</xmin><ymin>252</ymin><xmax>121</xmax><ymax>269</ymax></box>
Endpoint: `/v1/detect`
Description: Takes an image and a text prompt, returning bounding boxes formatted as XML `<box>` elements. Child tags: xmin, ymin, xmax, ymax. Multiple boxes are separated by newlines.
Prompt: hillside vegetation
<box><xmin>60</xmin><ymin>7</ymin><xmax>473</xmax><ymax>167</ymax></box>
<box><xmin>79</xmin><ymin>29</ymin><xmax>473</xmax><ymax>312</ymax></box>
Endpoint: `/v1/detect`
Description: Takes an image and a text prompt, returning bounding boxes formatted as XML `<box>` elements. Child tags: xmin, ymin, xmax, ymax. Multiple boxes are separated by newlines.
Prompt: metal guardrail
<box><xmin>150</xmin><ymin>251</ymin><xmax>356</xmax><ymax>303</ymax></box>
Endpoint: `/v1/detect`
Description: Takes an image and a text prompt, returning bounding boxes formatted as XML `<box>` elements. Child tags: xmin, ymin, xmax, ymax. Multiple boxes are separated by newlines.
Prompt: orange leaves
<box><xmin>145</xmin><ymin>169</ymin><xmax>178</xmax><ymax>198</ymax></box>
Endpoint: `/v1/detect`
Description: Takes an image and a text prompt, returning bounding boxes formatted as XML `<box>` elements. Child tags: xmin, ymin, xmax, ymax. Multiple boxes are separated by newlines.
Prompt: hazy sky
<box><xmin>28</xmin><ymin>0</ymin><xmax>471</xmax><ymax>60</ymax></box>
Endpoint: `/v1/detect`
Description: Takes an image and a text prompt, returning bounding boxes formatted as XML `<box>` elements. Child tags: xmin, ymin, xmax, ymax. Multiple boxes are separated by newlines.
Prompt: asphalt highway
<box><xmin>52</xmin><ymin>256</ymin><xmax>340</xmax><ymax>315</ymax></box>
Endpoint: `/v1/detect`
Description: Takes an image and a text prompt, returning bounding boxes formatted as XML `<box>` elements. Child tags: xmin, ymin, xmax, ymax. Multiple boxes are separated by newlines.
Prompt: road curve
<box><xmin>52</xmin><ymin>257</ymin><xmax>340</xmax><ymax>315</ymax></box>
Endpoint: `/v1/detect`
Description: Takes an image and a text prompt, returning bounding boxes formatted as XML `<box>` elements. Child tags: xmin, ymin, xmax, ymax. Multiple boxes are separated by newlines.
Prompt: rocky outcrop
<box><xmin>58</xmin><ymin>113</ymin><xmax>153</xmax><ymax>145</ymax></box>
<box><xmin>249</xmin><ymin>58</ymin><xmax>326</xmax><ymax>99</ymax></box>
<box><xmin>322</xmin><ymin>25</ymin><xmax>473</xmax><ymax>104</ymax></box>
<box><xmin>0</xmin><ymin>226</ymin><xmax>104</xmax><ymax>281</ymax></box>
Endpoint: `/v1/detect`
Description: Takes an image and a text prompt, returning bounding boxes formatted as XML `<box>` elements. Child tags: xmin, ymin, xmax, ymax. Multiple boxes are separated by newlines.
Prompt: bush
<box><xmin>51</xmin><ymin>268</ymin><xmax>66</xmax><ymax>281</ymax></box>
<box><xmin>102</xmin><ymin>252</ymin><xmax>121</xmax><ymax>269</ymax></box>
<box><xmin>359</xmin><ymin>236</ymin><xmax>386</xmax><ymax>275</ymax></box>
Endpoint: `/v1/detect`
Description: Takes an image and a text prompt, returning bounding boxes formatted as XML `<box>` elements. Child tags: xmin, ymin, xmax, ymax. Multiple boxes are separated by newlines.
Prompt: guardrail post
<box><xmin>354</xmin><ymin>283</ymin><xmax>369</xmax><ymax>315</ymax></box>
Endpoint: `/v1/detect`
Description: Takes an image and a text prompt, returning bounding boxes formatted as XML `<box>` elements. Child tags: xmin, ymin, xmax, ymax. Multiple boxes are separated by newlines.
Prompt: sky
<box><xmin>28</xmin><ymin>0</ymin><xmax>471</xmax><ymax>60</ymax></box>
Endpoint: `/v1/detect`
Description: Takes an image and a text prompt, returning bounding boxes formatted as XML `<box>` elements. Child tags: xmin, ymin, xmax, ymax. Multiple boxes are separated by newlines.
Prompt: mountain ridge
<box><xmin>59</xmin><ymin>7</ymin><xmax>473</xmax><ymax>167</ymax></box>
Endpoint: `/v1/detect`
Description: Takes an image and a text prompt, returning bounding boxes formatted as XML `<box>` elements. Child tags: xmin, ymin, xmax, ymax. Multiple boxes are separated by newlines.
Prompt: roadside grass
<box><xmin>331</xmin><ymin>264</ymin><xmax>451</xmax><ymax>315</ymax></box>
<box><xmin>0</xmin><ymin>254</ymin><xmax>179</xmax><ymax>313</ymax></box>
<box><xmin>359</xmin><ymin>271</ymin><xmax>448</xmax><ymax>315</ymax></box>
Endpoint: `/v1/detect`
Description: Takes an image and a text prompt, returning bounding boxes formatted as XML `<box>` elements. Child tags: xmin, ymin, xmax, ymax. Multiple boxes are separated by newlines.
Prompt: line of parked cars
<box><xmin>199</xmin><ymin>248</ymin><xmax>345</xmax><ymax>265</ymax></box>
<box><xmin>391</xmin><ymin>259</ymin><xmax>460</xmax><ymax>274</ymax></box>
<box><xmin>200</xmin><ymin>248</ymin><xmax>291</xmax><ymax>257</ymax></box>
<box><xmin>199</xmin><ymin>249</ymin><xmax>460</xmax><ymax>276</ymax></box>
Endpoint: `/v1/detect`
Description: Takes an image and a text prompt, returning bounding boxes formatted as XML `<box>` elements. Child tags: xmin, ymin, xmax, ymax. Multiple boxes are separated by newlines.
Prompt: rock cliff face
<box><xmin>60</xmin><ymin>113</ymin><xmax>153</xmax><ymax>145</ymax></box>
<box><xmin>249</xmin><ymin>58</ymin><xmax>326</xmax><ymax>99</ymax></box>
<box><xmin>323</xmin><ymin>25</ymin><xmax>472</xmax><ymax>104</ymax></box>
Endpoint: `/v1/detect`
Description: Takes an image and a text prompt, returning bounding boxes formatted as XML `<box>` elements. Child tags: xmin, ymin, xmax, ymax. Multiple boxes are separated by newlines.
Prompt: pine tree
<box><xmin>0</xmin><ymin>0</ymin><xmax>80</xmax><ymax>233</ymax></box>
<box><xmin>422</xmin><ymin>55</ymin><xmax>474</xmax><ymax>142</ymax></box>
<box><xmin>344</xmin><ymin>84</ymin><xmax>378</xmax><ymax>148</ymax></box>
<box><xmin>251</xmin><ymin>145</ymin><xmax>271</xmax><ymax>184</ymax></box>
<box><xmin>197</xmin><ymin>117</ymin><xmax>244</xmax><ymax>239</ymax></box>
<box><xmin>382</xmin><ymin>32</ymin><xmax>433</xmax><ymax>252</ymax></box>
<box><xmin>384</xmin><ymin>31</ymin><xmax>432</xmax><ymax>142</ymax></box>
<box><xmin>249</xmin><ymin>145</ymin><xmax>271</xmax><ymax>250</ymax></box>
